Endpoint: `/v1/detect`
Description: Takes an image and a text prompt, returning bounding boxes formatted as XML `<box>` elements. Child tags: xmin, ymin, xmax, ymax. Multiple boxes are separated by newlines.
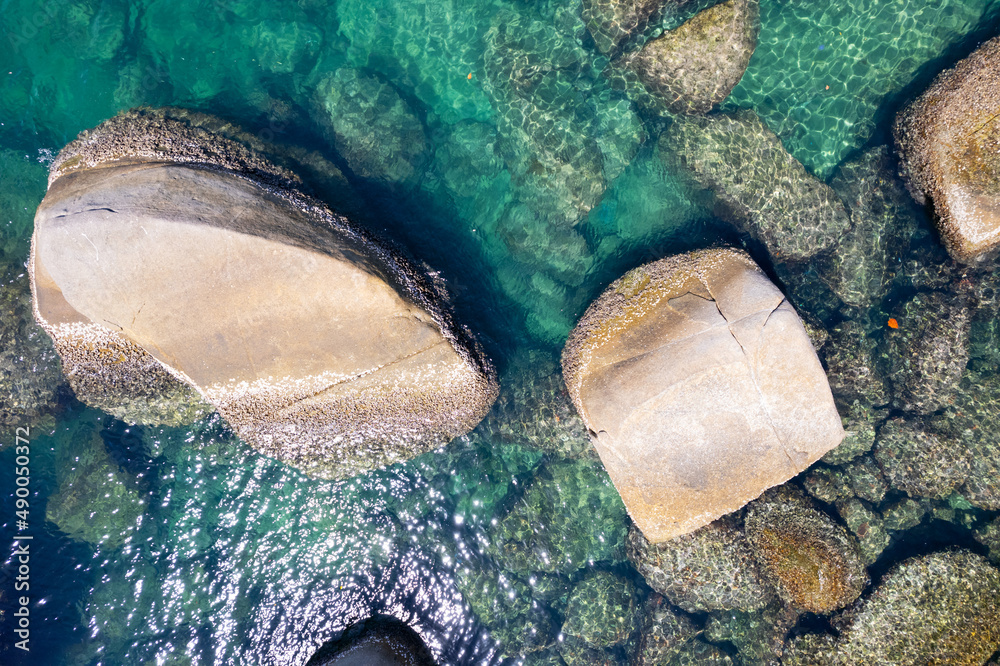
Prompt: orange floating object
<box><xmin>887</xmin><ymin>318</ymin><xmax>899</xmax><ymax>329</ymax></box>
<box><xmin>467</xmin><ymin>72</ymin><xmax>473</xmax><ymax>80</ymax></box>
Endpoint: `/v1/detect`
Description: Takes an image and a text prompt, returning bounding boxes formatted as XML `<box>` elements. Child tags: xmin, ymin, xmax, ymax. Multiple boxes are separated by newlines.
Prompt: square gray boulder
<box><xmin>562</xmin><ymin>248</ymin><xmax>843</xmax><ymax>542</ymax></box>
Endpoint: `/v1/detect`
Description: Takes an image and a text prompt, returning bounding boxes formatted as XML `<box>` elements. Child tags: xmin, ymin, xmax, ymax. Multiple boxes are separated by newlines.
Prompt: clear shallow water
<box><xmin>1</xmin><ymin>0</ymin><xmax>1000</xmax><ymax>664</ymax></box>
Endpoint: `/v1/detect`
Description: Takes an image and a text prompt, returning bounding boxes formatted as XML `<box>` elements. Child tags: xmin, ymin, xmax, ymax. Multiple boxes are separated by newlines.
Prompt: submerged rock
<box><xmin>835</xmin><ymin>551</ymin><xmax>1000</xmax><ymax>665</ymax></box>
<box><xmin>821</xmin><ymin>404</ymin><xmax>880</xmax><ymax>466</ymax></box>
<box><xmin>877</xmin><ymin>290</ymin><xmax>971</xmax><ymax>414</ymax></box>
<box><xmin>313</xmin><ymin>68</ymin><xmax>430</xmax><ymax>188</ymax></box>
<box><xmin>819</xmin><ymin>146</ymin><xmax>918</xmax><ymax>310</ymax></box>
<box><xmin>705</xmin><ymin>601</ymin><xmax>795</xmax><ymax>666</ymax></box>
<box><xmin>31</xmin><ymin>108</ymin><xmax>497</xmax><ymax>479</ymax></box>
<box><xmin>834</xmin><ymin>497</ymin><xmax>890</xmax><ymax>566</ymax></box>
<box><xmin>611</xmin><ymin>0</ymin><xmax>759</xmax><ymax>116</ymax></box>
<box><xmin>582</xmin><ymin>0</ymin><xmax>667</xmax><ymax>54</ymax></box>
<box><xmin>822</xmin><ymin>321</ymin><xmax>890</xmax><ymax>408</ymax></box>
<box><xmin>633</xmin><ymin>594</ymin><xmax>699</xmax><ymax>664</ymax></box>
<box><xmin>627</xmin><ymin>517</ymin><xmax>774</xmax><ymax>613</ymax></box>
<box><xmin>727</xmin><ymin>0</ymin><xmax>992</xmax><ymax>178</ymax></box>
<box><xmin>895</xmin><ymin>36</ymin><xmax>1000</xmax><ymax>263</ymax></box>
<box><xmin>932</xmin><ymin>370</ymin><xmax>1000</xmax><ymax>511</ymax></box>
<box><xmin>489</xmin><ymin>457</ymin><xmax>628</xmax><ymax>574</ymax></box>
<box><xmin>482</xmin><ymin>9</ymin><xmax>609</xmax><ymax>223</ymax></box>
<box><xmin>562</xmin><ymin>248</ymin><xmax>843</xmax><ymax>541</ymax></box>
<box><xmin>874</xmin><ymin>417</ymin><xmax>970</xmax><ymax>499</ymax></box>
<box><xmin>46</xmin><ymin>428</ymin><xmax>147</xmax><ymax>549</ymax></box>
<box><xmin>662</xmin><ymin>111</ymin><xmax>849</xmax><ymax>262</ymax></box>
<box><xmin>561</xmin><ymin>571</ymin><xmax>640</xmax><ymax>648</ymax></box>
<box><xmin>744</xmin><ymin>487</ymin><xmax>867</xmax><ymax>614</ymax></box>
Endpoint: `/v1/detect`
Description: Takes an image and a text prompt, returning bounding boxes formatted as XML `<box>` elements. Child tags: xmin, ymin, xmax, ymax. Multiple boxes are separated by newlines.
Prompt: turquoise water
<box><xmin>1</xmin><ymin>0</ymin><xmax>1000</xmax><ymax>664</ymax></box>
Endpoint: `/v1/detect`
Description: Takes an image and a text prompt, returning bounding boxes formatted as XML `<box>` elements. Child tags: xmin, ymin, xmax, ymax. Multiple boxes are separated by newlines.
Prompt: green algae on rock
<box><xmin>895</xmin><ymin>35</ymin><xmax>1000</xmax><ymax>264</ymax></box>
<box><xmin>30</xmin><ymin>108</ymin><xmax>498</xmax><ymax>480</ymax></box>
<box><xmin>744</xmin><ymin>487</ymin><xmax>867</xmax><ymax>614</ymax></box>
<box><xmin>835</xmin><ymin>550</ymin><xmax>1000</xmax><ymax>665</ymax></box>
<box><xmin>627</xmin><ymin>517</ymin><xmax>775</xmax><ymax>613</ymax></box>
<box><xmin>610</xmin><ymin>0</ymin><xmax>759</xmax><ymax>116</ymax></box>
<box><xmin>563</xmin><ymin>248</ymin><xmax>843</xmax><ymax>542</ymax></box>
<box><xmin>661</xmin><ymin>111</ymin><xmax>850</xmax><ymax>262</ymax></box>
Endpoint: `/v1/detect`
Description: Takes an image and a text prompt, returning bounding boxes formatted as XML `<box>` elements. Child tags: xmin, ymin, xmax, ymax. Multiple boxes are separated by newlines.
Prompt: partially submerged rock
<box><xmin>895</xmin><ymin>36</ymin><xmax>1000</xmax><ymax>263</ymax></box>
<box><xmin>611</xmin><ymin>0</ymin><xmax>759</xmax><ymax>115</ymax></box>
<box><xmin>562</xmin><ymin>247</ymin><xmax>844</xmax><ymax>541</ymax></box>
<box><xmin>662</xmin><ymin>111</ymin><xmax>850</xmax><ymax>261</ymax></box>
<box><xmin>30</xmin><ymin>108</ymin><xmax>498</xmax><ymax>479</ymax></box>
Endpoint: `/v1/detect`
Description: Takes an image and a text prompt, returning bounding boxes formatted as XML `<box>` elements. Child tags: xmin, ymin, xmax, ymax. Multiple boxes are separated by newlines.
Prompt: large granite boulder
<box><xmin>610</xmin><ymin>0</ymin><xmax>759</xmax><ymax>116</ymax></box>
<box><xmin>30</xmin><ymin>109</ymin><xmax>498</xmax><ymax>479</ymax></box>
<box><xmin>562</xmin><ymin>247</ymin><xmax>844</xmax><ymax>542</ymax></box>
<box><xmin>895</xmin><ymin>36</ymin><xmax>1000</xmax><ymax>263</ymax></box>
<box><xmin>661</xmin><ymin>110</ymin><xmax>850</xmax><ymax>262</ymax></box>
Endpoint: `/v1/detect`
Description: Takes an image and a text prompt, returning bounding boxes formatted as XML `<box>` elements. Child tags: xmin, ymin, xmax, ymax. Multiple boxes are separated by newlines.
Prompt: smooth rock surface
<box><xmin>563</xmin><ymin>248</ymin><xmax>844</xmax><ymax>542</ymax></box>
<box><xmin>31</xmin><ymin>109</ymin><xmax>498</xmax><ymax>479</ymax></box>
<box><xmin>895</xmin><ymin>36</ymin><xmax>1000</xmax><ymax>263</ymax></box>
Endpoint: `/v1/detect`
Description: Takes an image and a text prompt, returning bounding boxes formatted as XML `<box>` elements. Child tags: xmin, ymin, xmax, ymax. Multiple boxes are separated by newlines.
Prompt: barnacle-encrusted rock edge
<box><xmin>30</xmin><ymin>108</ymin><xmax>499</xmax><ymax>479</ymax></box>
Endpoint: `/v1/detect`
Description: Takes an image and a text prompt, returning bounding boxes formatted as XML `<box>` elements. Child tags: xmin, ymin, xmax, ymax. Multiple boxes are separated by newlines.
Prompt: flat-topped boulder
<box><xmin>31</xmin><ymin>108</ymin><xmax>498</xmax><ymax>479</ymax></box>
<box><xmin>895</xmin><ymin>36</ymin><xmax>1000</xmax><ymax>263</ymax></box>
<box><xmin>562</xmin><ymin>248</ymin><xmax>843</xmax><ymax>542</ymax></box>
